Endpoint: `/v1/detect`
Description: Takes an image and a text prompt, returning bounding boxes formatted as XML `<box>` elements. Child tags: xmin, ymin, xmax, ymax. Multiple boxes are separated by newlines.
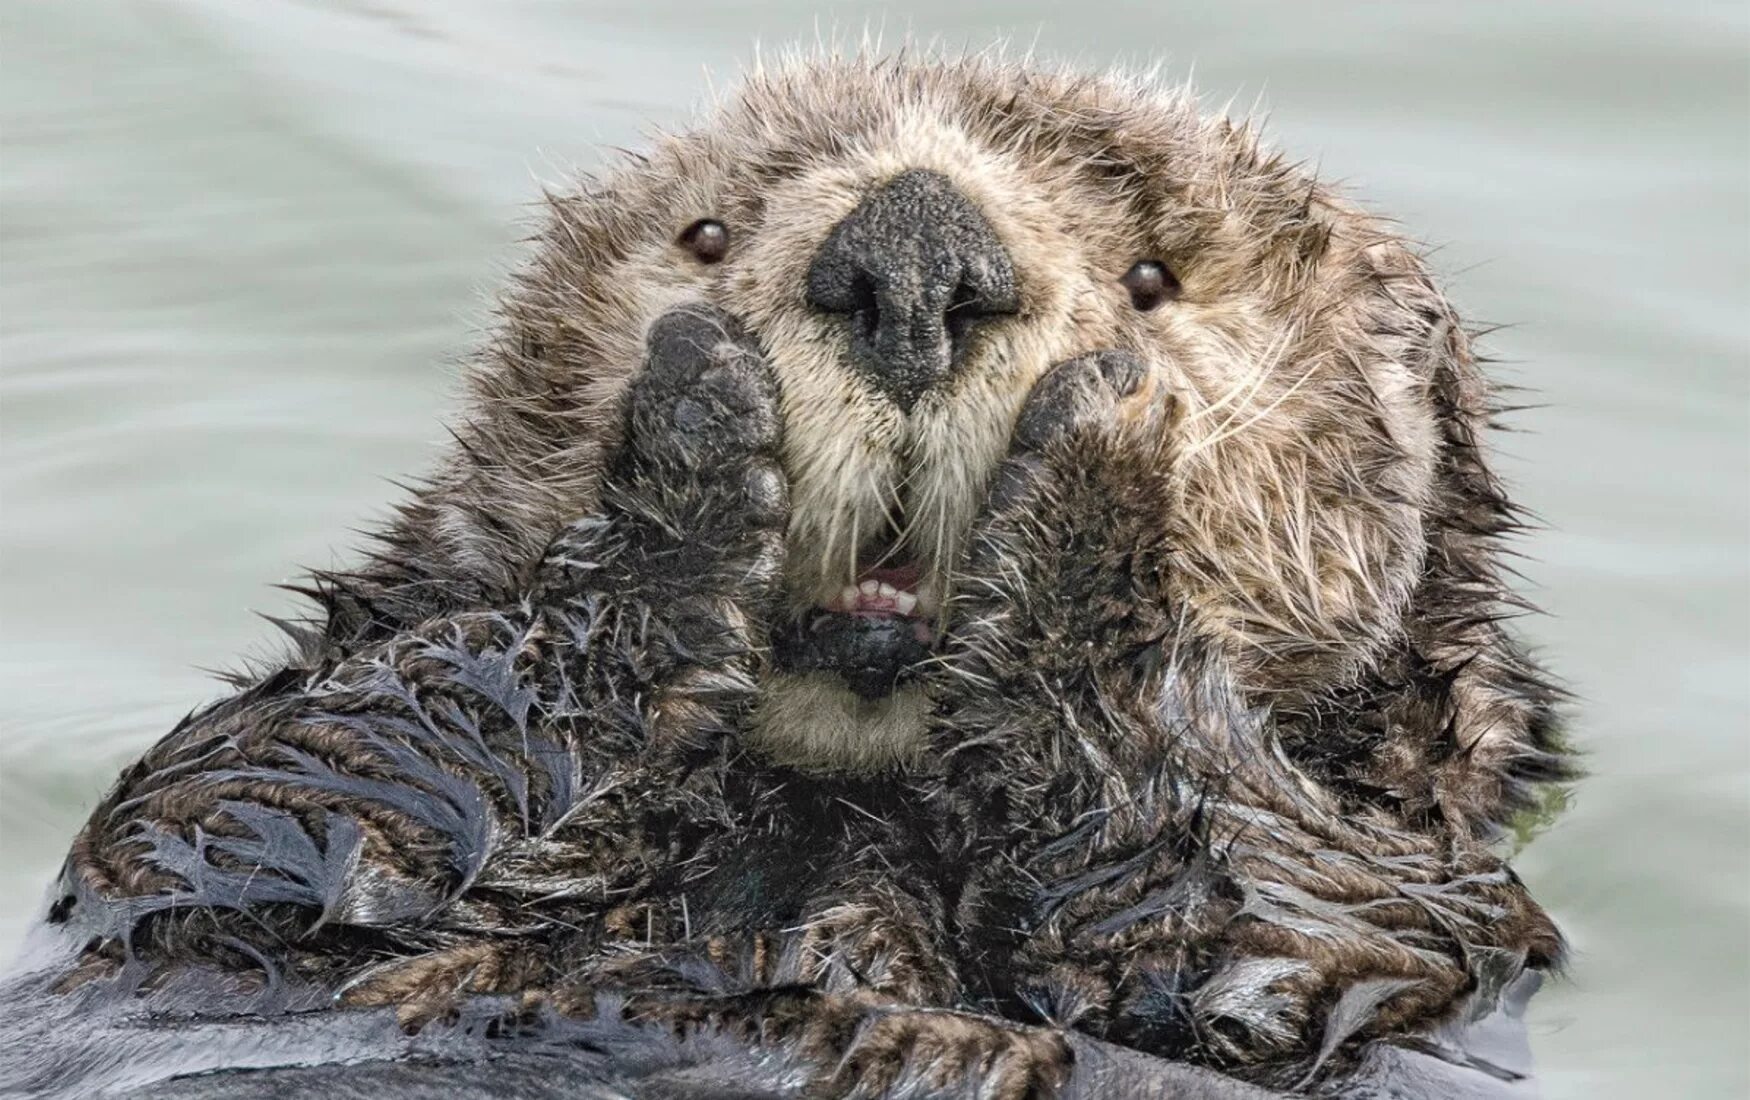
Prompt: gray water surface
<box><xmin>2</xmin><ymin>3</ymin><xmax>1746</xmax><ymax>1097</ymax></box>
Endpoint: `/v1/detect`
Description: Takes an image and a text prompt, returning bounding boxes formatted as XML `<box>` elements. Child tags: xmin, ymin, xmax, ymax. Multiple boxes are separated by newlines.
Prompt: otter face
<box><xmin>496</xmin><ymin>57</ymin><xmax>1477</xmax><ymax>774</ymax></box>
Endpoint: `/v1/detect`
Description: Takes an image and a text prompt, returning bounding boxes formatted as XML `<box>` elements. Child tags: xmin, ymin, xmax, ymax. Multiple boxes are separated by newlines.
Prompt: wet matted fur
<box><xmin>18</xmin><ymin>50</ymin><xmax>1570</xmax><ymax>1098</ymax></box>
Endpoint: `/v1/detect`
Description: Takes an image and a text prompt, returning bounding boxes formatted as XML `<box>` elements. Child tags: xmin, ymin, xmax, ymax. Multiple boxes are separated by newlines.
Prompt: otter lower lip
<box><xmin>776</xmin><ymin>559</ymin><xmax>936</xmax><ymax>698</ymax></box>
<box><xmin>771</xmin><ymin>610</ymin><xmax>934</xmax><ymax>700</ymax></box>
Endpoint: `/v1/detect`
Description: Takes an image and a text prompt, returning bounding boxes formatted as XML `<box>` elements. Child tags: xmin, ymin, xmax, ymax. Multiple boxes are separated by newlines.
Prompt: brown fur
<box><xmin>292</xmin><ymin>52</ymin><xmax>1563</xmax><ymax>823</ymax></box>
<box><xmin>47</xmin><ymin>50</ymin><xmax>1569</xmax><ymax>1095</ymax></box>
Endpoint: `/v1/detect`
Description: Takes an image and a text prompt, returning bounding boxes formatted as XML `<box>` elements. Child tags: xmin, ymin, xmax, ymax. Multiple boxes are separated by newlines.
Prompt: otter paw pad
<box><xmin>630</xmin><ymin>304</ymin><xmax>780</xmax><ymax>469</ymax></box>
<box><xmin>1011</xmin><ymin>350</ymin><xmax>1148</xmax><ymax>454</ymax></box>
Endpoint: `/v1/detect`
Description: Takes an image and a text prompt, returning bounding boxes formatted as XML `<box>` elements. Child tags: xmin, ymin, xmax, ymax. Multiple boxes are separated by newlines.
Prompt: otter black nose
<box><xmin>806</xmin><ymin>169</ymin><xmax>1019</xmax><ymax>411</ymax></box>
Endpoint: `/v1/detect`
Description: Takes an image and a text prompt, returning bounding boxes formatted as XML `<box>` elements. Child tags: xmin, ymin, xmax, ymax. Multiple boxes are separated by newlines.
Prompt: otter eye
<box><xmin>679</xmin><ymin>219</ymin><xmax>730</xmax><ymax>264</ymax></box>
<box><xmin>1120</xmin><ymin>260</ymin><xmax>1180</xmax><ymax>311</ymax></box>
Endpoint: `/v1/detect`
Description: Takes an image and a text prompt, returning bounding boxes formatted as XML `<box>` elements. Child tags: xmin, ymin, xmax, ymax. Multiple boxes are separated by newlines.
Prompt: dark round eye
<box><xmin>679</xmin><ymin>218</ymin><xmax>730</xmax><ymax>264</ymax></box>
<box><xmin>1120</xmin><ymin>260</ymin><xmax>1180</xmax><ymax>311</ymax></box>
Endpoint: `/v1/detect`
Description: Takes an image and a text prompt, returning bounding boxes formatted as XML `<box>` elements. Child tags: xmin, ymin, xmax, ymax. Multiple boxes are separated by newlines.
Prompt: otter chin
<box><xmin>761</xmin><ymin>556</ymin><xmax>941</xmax><ymax>772</ymax></box>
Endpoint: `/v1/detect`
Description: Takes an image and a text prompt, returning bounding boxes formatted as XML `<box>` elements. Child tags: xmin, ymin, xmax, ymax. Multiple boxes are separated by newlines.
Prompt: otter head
<box><xmin>429</xmin><ymin>54</ymin><xmax>1554</xmax><ymax>813</ymax></box>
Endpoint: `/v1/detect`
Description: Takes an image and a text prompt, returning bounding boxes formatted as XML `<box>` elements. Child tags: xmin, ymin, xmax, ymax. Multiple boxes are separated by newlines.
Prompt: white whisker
<box><xmin>1184</xmin><ymin>348</ymin><xmax>1323</xmax><ymax>461</ymax></box>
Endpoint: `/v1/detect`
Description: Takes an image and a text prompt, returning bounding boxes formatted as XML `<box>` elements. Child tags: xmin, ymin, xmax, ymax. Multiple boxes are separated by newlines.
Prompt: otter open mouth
<box><xmin>762</xmin><ymin>163</ymin><xmax>1024</xmax><ymax>705</ymax></box>
<box><xmin>770</xmin><ymin>529</ymin><xmax>939</xmax><ymax>701</ymax></box>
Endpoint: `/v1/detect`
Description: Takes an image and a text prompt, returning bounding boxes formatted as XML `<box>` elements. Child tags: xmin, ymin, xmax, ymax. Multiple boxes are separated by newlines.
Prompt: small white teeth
<box><xmin>826</xmin><ymin>578</ymin><xmax>926</xmax><ymax>616</ymax></box>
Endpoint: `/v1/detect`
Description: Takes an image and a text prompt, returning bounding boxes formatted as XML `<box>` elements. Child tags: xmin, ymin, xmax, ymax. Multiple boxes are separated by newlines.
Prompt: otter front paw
<box><xmin>520</xmin><ymin>305</ymin><xmax>789</xmax><ymax>759</ymax></box>
<box><xmin>543</xmin><ymin>304</ymin><xmax>787</xmax><ymax>599</ymax></box>
<box><xmin>952</xmin><ymin>350</ymin><xmax>1180</xmax><ymax>676</ymax></box>
<box><xmin>624</xmin><ymin>304</ymin><xmax>785</xmax><ymax>486</ymax></box>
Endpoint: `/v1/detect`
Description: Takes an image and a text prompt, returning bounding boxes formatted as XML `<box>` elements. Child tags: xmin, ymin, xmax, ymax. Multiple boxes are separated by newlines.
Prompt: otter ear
<box><xmin>1289</xmin><ymin>301</ymin><xmax>1572</xmax><ymax>841</ymax></box>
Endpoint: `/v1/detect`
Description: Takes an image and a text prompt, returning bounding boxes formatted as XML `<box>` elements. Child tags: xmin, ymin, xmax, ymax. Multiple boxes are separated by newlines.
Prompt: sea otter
<box><xmin>4</xmin><ymin>53</ymin><xmax>1568</xmax><ymax>1099</ymax></box>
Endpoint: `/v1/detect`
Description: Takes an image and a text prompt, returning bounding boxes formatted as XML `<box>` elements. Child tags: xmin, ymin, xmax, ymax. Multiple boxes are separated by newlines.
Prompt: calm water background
<box><xmin>2</xmin><ymin>3</ymin><xmax>1745</xmax><ymax>1095</ymax></box>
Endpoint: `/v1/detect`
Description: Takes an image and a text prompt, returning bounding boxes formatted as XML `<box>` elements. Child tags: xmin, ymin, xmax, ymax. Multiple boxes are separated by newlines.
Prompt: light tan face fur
<box><xmin>505</xmin><ymin>56</ymin><xmax>1457</xmax><ymax>773</ymax></box>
